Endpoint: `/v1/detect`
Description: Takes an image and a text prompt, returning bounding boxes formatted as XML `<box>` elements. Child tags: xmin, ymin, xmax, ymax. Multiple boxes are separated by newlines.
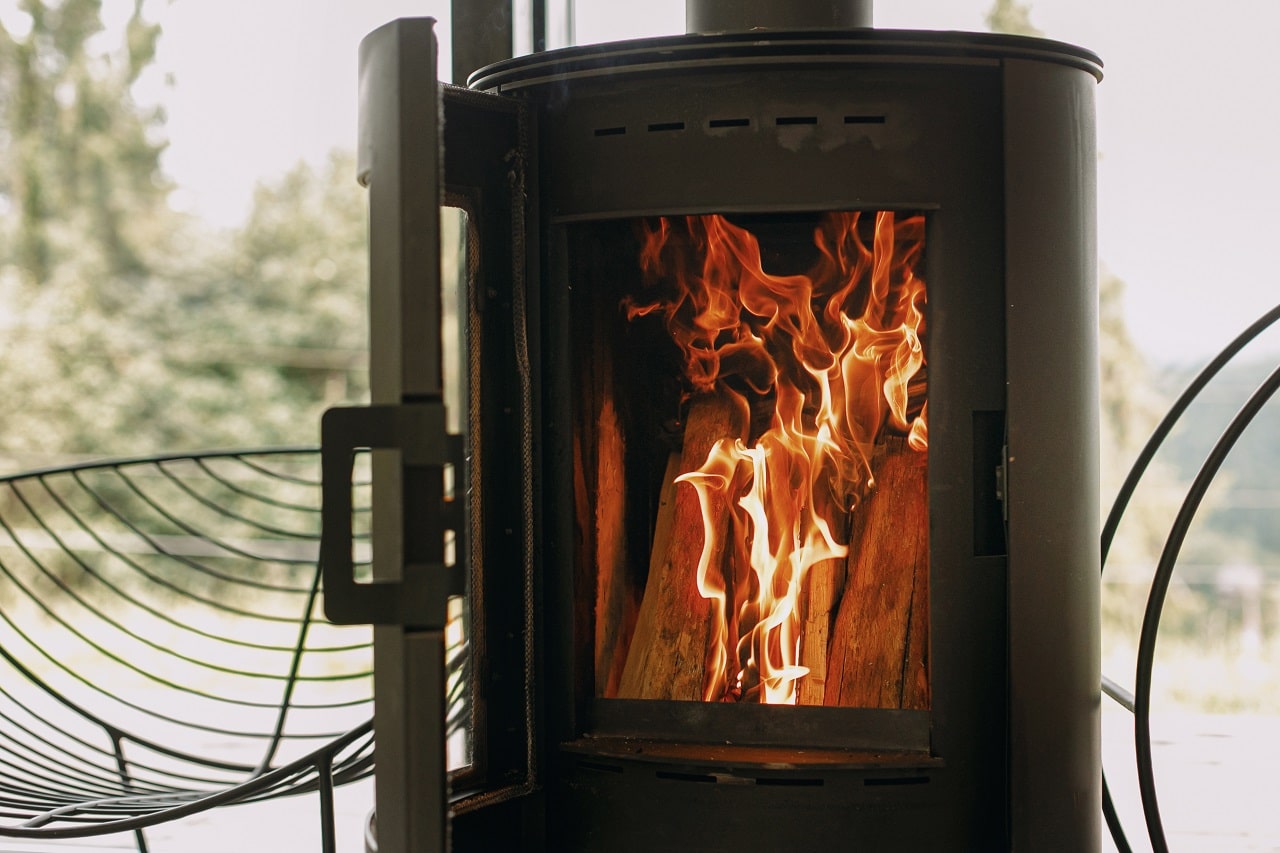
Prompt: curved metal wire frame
<box><xmin>1100</xmin><ymin>304</ymin><xmax>1280</xmax><ymax>853</ymax></box>
<box><xmin>0</xmin><ymin>448</ymin><xmax>375</xmax><ymax>849</ymax></box>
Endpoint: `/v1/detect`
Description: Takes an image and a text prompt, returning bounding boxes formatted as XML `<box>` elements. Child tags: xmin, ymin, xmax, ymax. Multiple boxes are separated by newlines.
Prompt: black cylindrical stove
<box><xmin>331</xmin><ymin>15</ymin><xmax>1102</xmax><ymax>853</ymax></box>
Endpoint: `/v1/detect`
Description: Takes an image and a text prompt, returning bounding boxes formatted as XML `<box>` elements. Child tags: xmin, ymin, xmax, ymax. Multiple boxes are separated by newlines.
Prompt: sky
<box><xmin>5</xmin><ymin>0</ymin><xmax>1279</xmax><ymax>366</ymax></box>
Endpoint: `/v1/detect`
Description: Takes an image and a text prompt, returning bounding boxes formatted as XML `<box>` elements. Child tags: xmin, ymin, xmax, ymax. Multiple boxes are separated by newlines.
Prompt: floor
<box><xmin>1103</xmin><ymin>708</ymin><xmax>1280</xmax><ymax>852</ymax></box>
<box><xmin>4</xmin><ymin>710</ymin><xmax>1278</xmax><ymax>852</ymax></box>
<box><xmin>0</xmin><ymin>778</ymin><xmax>374</xmax><ymax>853</ymax></box>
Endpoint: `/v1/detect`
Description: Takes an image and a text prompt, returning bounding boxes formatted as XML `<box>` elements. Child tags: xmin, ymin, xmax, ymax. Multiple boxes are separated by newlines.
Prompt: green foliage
<box><xmin>1155</xmin><ymin>356</ymin><xmax>1280</xmax><ymax>562</ymax></box>
<box><xmin>0</xmin><ymin>0</ymin><xmax>168</xmax><ymax>286</ymax></box>
<box><xmin>1</xmin><ymin>155</ymin><xmax>371</xmax><ymax>465</ymax></box>
<box><xmin>160</xmin><ymin>150</ymin><xmax>372</xmax><ymax>445</ymax></box>
<box><xmin>219</xmin><ymin>150</ymin><xmax>370</xmax><ymax>378</ymax></box>
<box><xmin>0</xmin><ymin>3</ymin><xmax>370</xmax><ymax>471</ymax></box>
<box><xmin>984</xmin><ymin>0</ymin><xmax>1044</xmax><ymax>38</ymax></box>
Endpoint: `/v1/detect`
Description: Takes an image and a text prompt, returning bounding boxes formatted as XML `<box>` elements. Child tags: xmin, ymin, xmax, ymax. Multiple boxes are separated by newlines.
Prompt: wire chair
<box><xmin>0</xmin><ymin>448</ymin><xmax>374</xmax><ymax>852</ymax></box>
<box><xmin>1101</xmin><ymin>304</ymin><xmax>1280</xmax><ymax>853</ymax></box>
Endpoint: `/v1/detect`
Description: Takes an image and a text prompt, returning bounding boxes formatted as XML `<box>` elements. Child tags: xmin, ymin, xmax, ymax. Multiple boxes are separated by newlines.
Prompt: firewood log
<box><xmin>825</xmin><ymin>437</ymin><xmax>928</xmax><ymax>708</ymax></box>
<box><xmin>617</xmin><ymin>390</ymin><xmax>749</xmax><ymax>701</ymax></box>
<box><xmin>573</xmin><ymin>298</ymin><xmax>644</xmax><ymax>699</ymax></box>
<box><xmin>797</xmin><ymin>500</ymin><xmax>850</xmax><ymax>706</ymax></box>
<box><xmin>592</xmin><ymin>395</ymin><xmax>636</xmax><ymax>698</ymax></box>
<box><xmin>901</xmin><ymin>512</ymin><xmax>930</xmax><ymax>710</ymax></box>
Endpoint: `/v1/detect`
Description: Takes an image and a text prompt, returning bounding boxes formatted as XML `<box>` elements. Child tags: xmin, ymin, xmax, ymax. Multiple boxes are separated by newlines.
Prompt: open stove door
<box><xmin>322</xmin><ymin>17</ymin><xmax>539</xmax><ymax>853</ymax></box>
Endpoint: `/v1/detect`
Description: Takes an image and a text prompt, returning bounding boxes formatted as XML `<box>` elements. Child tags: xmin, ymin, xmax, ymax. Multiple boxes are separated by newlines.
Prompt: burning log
<box><xmin>795</xmin><ymin>468</ymin><xmax>855</xmax><ymax>706</ymax></box>
<box><xmin>573</xmin><ymin>300</ymin><xmax>643</xmax><ymax>699</ymax></box>
<box><xmin>824</xmin><ymin>437</ymin><xmax>929</xmax><ymax>708</ymax></box>
<box><xmin>590</xmin><ymin>396</ymin><xmax>636</xmax><ymax>698</ymax></box>
<box><xmin>797</xmin><ymin>498</ymin><xmax>850</xmax><ymax>706</ymax></box>
<box><xmin>901</xmin><ymin>520</ymin><xmax>930</xmax><ymax>710</ymax></box>
<box><xmin>617</xmin><ymin>390</ymin><xmax>749</xmax><ymax>701</ymax></box>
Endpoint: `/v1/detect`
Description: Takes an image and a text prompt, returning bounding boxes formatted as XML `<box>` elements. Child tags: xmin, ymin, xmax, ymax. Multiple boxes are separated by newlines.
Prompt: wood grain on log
<box><xmin>616</xmin><ymin>390</ymin><xmax>749</xmax><ymax>701</ymax></box>
<box><xmin>825</xmin><ymin>437</ymin><xmax>929</xmax><ymax>708</ymax></box>
<box><xmin>797</xmin><ymin>499</ymin><xmax>850</xmax><ymax>706</ymax></box>
<box><xmin>592</xmin><ymin>395</ymin><xmax>636</xmax><ymax>698</ymax></box>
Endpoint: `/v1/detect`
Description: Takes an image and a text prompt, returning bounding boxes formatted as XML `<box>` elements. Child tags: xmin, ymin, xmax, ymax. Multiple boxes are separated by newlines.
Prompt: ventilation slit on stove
<box><xmin>864</xmin><ymin>776</ymin><xmax>931</xmax><ymax>787</ymax></box>
<box><xmin>593</xmin><ymin>126</ymin><xmax>626</xmax><ymax>137</ymax></box>
<box><xmin>709</xmin><ymin>117</ymin><xmax>751</xmax><ymax>128</ymax></box>
<box><xmin>647</xmin><ymin>121</ymin><xmax>686</xmax><ymax>132</ymax></box>
<box><xmin>776</xmin><ymin>115</ymin><xmax>819</xmax><ymax>126</ymax></box>
<box><xmin>575</xmin><ymin>759</ymin><xmax>624</xmax><ymax>774</ymax></box>
<box><xmin>756</xmin><ymin>777</ymin><xmax>824</xmax><ymax>787</ymax></box>
<box><xmin>655</xmin><ymin>771</ymin><xmax>717</xmax><ymax>784</ymax></box>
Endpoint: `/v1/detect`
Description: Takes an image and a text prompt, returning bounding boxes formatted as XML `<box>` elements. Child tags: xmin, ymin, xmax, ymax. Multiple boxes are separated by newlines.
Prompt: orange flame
<box><xmin>627</xmin><ymin>212</ymin><xmax>927</xmax><ymax>704</ymax></box>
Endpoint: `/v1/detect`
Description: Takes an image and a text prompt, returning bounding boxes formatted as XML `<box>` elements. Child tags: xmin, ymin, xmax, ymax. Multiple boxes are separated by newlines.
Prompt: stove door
<box><xmin>322</xmin><ymin>17</ymin><xmax>537</xmax><ymax>853</ymax></box>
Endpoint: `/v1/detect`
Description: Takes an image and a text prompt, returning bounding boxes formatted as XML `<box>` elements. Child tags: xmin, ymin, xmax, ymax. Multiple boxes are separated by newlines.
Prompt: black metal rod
<box><xmin>0</xmin><ymin>723</ymin><xmax>373</xmax><ymax>839</ymax></box>
<box><xmin>1101</xmin><ymin>675</ymin><xmax>1135</xmax><ymax>713</ymax></box>
<box><xmin>1103</xmin><ymin>781</ymin><xmax>1134</xmax><ymax>853</ymax></box>
<box><xmin>1133</xmin><ymin>361</ymin><xmax>1280</xmax><ymax>853</ymax></box>
<box><xmin>0</xmin><ymin>446</ymin><xmax>317</xmax><ymax>484</ymax></box>
<box><xmin>318</xmin><ymin>754</ymin><xmax>337</xmax><ymax>853</ymax></box>
<box><xmin>686</xmin><ymin>0</ymin><xmax>872</xmax><ymax>33</ymax></box>
<box><xmin>451</xmin><ymin>0</ymin><xmax>514</xmax><ymax>85</ymax></box>
<box><xmin>255</xmin><ymin>561</ymin><xmax>327</xmax><ymax>775</ymax></box>
<box><xmin>533</xmin><ymin>0</ymin><xmax>547</xmax><ymax>52</ymax></box>
<box><xmin>109</xmin><ymin>735</ymin><xmax>150</xmax><ymax>853</ymax></box>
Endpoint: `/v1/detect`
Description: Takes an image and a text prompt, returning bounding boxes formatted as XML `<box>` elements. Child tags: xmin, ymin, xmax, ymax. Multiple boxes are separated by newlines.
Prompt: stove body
<box><xmin>326</xmin><ymin>15</ymin><xmax>1102</xmax><ymax>853</ymax></box>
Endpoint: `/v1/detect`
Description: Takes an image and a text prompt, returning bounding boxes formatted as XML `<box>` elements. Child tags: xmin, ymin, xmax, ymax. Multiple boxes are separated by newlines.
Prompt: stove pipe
<box><xmin>686</xmin><ymin>0</ymin><xmax>873</xmax><ymax>34</ymax></box>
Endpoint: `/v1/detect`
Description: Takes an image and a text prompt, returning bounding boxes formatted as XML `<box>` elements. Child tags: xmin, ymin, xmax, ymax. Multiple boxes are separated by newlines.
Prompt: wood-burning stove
<box><xmin>321</xmin><ymin>5</ymin><xmax>1103</xmax><ymax>851</ymax></box>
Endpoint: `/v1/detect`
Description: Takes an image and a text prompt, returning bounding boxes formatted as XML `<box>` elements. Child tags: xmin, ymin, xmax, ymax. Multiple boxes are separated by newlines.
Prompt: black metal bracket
<box><xmin>320</xmin><ymin>402</ymin><xmax>465</xmax><ymax>629</ymax></box>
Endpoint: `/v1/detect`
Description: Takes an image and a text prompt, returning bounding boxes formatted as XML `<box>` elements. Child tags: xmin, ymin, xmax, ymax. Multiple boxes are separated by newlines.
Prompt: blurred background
<box><xmin>1</xmin><ymin>1</ymin><xmax>1277</xmax><ymax>850</ymax></box>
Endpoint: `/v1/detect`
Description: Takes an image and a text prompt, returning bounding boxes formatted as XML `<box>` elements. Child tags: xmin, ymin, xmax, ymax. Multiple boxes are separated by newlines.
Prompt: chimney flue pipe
<box><xmin>686</xmin><ymin>0</ymin><xmax>873</xmax><ymax>34</ymax></box>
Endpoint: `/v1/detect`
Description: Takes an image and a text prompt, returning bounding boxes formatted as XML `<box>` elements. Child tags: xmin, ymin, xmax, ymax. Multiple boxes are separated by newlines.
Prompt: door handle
<box><xmin>320</xmin><ymin>402</ymin><xmax>464</xmax><ymax>628</ymax></box>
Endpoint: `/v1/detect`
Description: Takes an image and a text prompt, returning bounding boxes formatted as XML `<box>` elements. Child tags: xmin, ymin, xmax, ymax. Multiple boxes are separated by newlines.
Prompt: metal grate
<box><xmin>0</xmin><ymin>448</ymin><xmax>373</xmax><ymax>851</ymax></box>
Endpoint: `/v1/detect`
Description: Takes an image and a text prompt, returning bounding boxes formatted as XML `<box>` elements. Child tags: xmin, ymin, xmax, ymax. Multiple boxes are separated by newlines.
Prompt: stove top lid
<box><xmin>467</xmin><ymin>29</ymin><xmax>1103</xmax><ymax>92</ymax></box>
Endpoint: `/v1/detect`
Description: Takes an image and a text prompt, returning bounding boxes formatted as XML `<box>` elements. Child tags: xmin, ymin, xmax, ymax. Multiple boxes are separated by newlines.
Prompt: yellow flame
<box><xmin>628</xmin><ymin>212</ymin><xmax>927</xmax><ymax>703</ymax></box>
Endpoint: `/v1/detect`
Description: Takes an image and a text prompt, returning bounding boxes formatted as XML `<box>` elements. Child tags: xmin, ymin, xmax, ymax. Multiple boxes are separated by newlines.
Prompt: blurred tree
<box><xmin>0</xmin><ymin>2</ymin><xmax>370</xmax><ymax>469</ymax></box>
<box><xmin>1095</xmin><ymin>270</ymin><xmax>1193</xmax><ymax>636</ymax></box>
<box><xmin>0</xmin><ymin>0</ymin><xmax>185</xmax><ymax>466</ymax></box>
<box><xmin>0</xmin><ymin>0</ymin><xmax>168</xmax><ymax>289</ymax></box>
<box><xmin>159</xmin><ymin>151</ymin><xmax>371</xmax><ymax>447</ymax></box>
<box><xmin>985</xmin><ymin>0</ymin><xmax>1043</xmax><ymax>38</ymax></box>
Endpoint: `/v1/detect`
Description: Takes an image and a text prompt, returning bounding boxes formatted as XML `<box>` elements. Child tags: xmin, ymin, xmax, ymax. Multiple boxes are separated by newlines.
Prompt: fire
<box><xmin>625</xmin><ymin>212</ymin><xmax>927</xmax><ymax>704</ymax></box>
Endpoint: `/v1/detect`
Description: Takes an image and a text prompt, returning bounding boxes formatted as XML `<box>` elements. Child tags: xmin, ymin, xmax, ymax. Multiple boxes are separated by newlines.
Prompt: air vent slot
<box><xmin>756</xmin><ymin>776</ymin><xmax>824</xmax><ymax>787</ymax></box>
<box><xmin>709</xmin><ymin>117</ymin><xmax>750</xmax><ymax>128</ymax></box>
<box><xmin>844</xmin><ymin>115</ymin><xmax>887</xmax><ymax>124</ymax></box>
<box><xmin>576</xmin><ymin>759</ymin><xmax>624</xmax><ymax>774</ymax></box>
<box><xmin>864</xmin><ymin>775</ymin><xmax>931</xmax><ymax>787</ymax></box>
<box><xmin>648</xmin><ymin>121</ymin><xmax>686</xmax><ymax>132</ymax></box>
<box><xmin>656</xmin><ymin>770</ymin><xmax>716</xmax><ymax>784</ymax></box>
<box><xmin>593</xmin><ymin>126</ymin><xmax>626</xmax><ymax>137</ymax></box>
<box><xmin>776</xmin><ymin>116</ymin><xmax>818</xmax><ymax>126</ymax></box>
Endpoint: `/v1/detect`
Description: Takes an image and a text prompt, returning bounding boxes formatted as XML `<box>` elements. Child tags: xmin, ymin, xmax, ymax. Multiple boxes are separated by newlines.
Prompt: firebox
<box><xmin>581</xmin><ymin>210</ymin><xmax>930</xmax><ymax>714</ymax></box>
<box><xmin>321</xmin><ymin>3</ymin><xmax>1103</xmax><ymax>851</ymax></box>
